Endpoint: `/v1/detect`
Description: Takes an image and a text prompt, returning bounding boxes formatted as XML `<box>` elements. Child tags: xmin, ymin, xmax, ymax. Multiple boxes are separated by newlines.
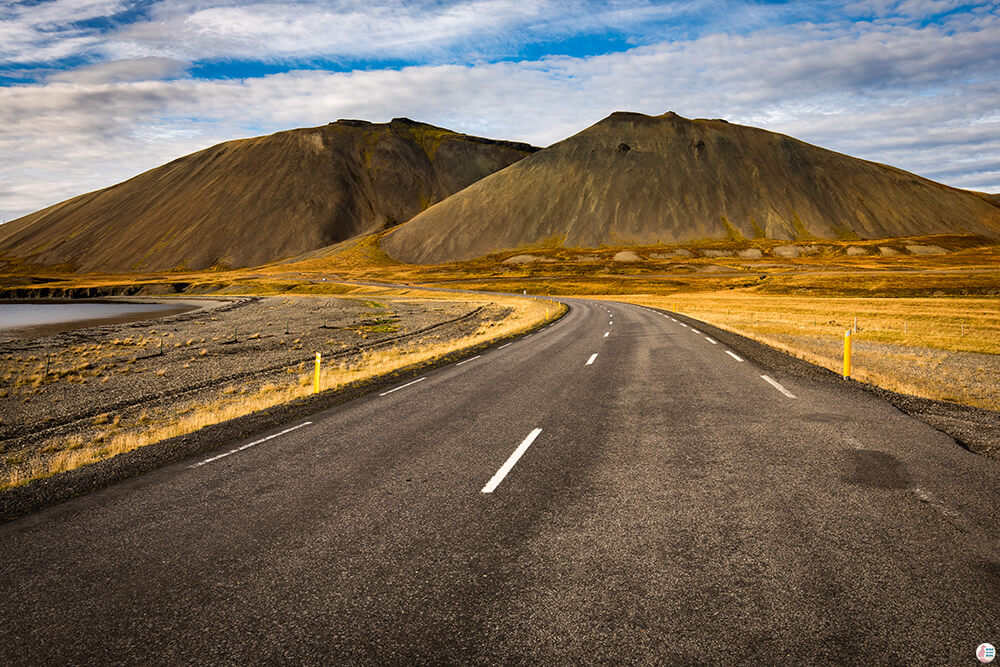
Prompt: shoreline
<box><xmin>0</xmin><ymin>296</ymin><xmax>232</xmax><ymax>341</ymax></box>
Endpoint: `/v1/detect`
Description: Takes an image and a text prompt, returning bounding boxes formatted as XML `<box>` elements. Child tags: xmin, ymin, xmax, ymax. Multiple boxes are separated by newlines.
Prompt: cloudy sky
<box><xmin>2</xmin><ymin>0</ymin><xmax>999</xmax><ymax>221</ymax></box>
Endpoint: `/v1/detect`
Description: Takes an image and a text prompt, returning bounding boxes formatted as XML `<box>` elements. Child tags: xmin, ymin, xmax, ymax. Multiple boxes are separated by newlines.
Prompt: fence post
<box><xmin>313</xmin><ymin>352</ymin><xmax>321</xmax><ymax>394</ymax></box>
<box><xmin>843</xmin><ymin>330</ymin><xmax>852</xmax><ymax>379</ymax></box>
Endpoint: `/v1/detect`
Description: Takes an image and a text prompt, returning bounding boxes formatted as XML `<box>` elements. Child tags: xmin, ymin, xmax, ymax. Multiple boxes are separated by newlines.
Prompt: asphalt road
<box><xmin>2</xmin><ymin>299</ymin><xmax>998</xmax><ymax>665</ymax></box>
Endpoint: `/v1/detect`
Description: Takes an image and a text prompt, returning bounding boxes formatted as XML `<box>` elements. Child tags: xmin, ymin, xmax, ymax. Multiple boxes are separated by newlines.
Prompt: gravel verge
<box><xmin>2</xmin><ymin>296</ymin><xmax>479</xmax><ymax>445</ymax></box>
<box><xmin>0</xmin><ymin>296</ymin><xmax>563</xmax><ymax>522</ymax></box>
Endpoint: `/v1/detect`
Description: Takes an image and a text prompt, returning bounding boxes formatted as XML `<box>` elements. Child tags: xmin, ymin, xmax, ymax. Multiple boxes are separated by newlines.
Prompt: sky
<box><xmin>2</xmin><ymin>0</ymin><xmax>999</xmax><ymax>222</ymax></box>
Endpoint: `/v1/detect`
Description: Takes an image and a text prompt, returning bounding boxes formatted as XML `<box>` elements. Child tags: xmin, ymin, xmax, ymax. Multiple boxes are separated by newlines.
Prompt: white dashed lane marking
<box><xmin>726</xmin><ymin>351</ymin><xmax>744</xmax><ymax>362</ymax></box>
<box><xmin>379</xmin><ymin>377</ymin><xmax>426</xmax><ymax>396</ymax></box>
<box><xmin>760</xmin><ymin>374</ymin><xmax>796</xmax><ymax>398</ymax></box>
<box><xmin>192</xmin><ymin>422</ymin><xmax>312</xmax><ymax>468</ymax></box>
<box><xmin>482</xmin><ymin>428</ymin><xmax>543</xmax><ymax>494</ymax></box>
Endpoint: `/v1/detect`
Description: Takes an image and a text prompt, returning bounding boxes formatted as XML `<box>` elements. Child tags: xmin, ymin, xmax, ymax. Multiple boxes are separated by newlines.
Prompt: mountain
<box><xmin>381</xmin><ymin>111</ymin><xmax>1000</xmax><ymax>264</ymax></box>
<box><xmin>0</xmin><ymin>118</ymin><xmax>537</xmax><ymax>272</ymax></box>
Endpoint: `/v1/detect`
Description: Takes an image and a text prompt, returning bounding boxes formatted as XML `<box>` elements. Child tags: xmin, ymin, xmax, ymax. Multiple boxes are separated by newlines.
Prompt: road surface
<box><xmin>2</xmin><ymin>299</ymin><xmax>998</xmax><ymax>664</ymax></box>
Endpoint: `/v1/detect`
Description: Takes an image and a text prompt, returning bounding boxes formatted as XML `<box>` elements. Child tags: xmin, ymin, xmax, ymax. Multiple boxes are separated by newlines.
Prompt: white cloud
<box><xmin>1</xmin><ymin>0</ymin><xmax>127</xmax><ymax>63</ymax></box>
<box><xmin>5</xmin><ymin>0</ymin><xmax>128</xmax><ymax>27</ymax></box>
<box><xmin>5</xmin><ymin>0</ymin><xmax>727</xmax><ymax>68</ymax></box>
<box><xmin>47</xmin><ymin>56</ymin><xmax>189</xmax><ymax>83</ymax></box>
<box><xmin>110</xmin><ymin>0</ymin><xmax>691</xmax><ymax>62</ymax></box>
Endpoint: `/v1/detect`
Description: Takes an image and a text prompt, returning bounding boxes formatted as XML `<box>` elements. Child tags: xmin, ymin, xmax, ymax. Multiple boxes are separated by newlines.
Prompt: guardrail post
<box><xmin>313</xmin><ymin>352</ymin><xmax>321</xmax><ymax>394</ymax></box>
<box><xmin>843</xmin><ymin>330</ymin><xmax>852</xmax><ymax>379</ymax></box>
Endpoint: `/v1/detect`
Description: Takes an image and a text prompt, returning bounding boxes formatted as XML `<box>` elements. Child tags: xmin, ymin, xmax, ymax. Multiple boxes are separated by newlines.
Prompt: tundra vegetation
<box><xmin>2</xmin><ymin>229</ymin><xmax>999</xmax><ymax>486</ymax></box>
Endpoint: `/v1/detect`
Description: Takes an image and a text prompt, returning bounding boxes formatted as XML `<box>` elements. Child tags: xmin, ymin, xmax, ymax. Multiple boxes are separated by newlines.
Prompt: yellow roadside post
<box><xmin>313</xmin><ymin>352</ymin><xmax>321</xmax><ymax>394</ymax></box>
<box><xmin>843</xmin><ymin>330</ymin><xmax>852</xmax><ymax>379</ymax></box>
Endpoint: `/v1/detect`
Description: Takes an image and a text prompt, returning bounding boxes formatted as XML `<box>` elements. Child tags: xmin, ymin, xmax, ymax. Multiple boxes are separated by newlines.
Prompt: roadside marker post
<box><xmin>313</xmin><ymin>352</ymin><xmax>321</xmax><ymax>394</ymax></box>
<box><xmin>843</xmin><ymin>330</ymin><xmax>852</xmax><ymax>379</ymax></box>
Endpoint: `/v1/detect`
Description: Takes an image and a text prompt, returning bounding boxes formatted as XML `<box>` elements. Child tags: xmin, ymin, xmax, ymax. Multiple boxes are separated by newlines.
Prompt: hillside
<box><xmin>0</xmin><ymin>118</ymin><xmax>536</xmax><ymax>272</ymax></box>
<box><xmin>382</xmin><ymin>111</ymin><xmax>1000</xmax><ymax>264</ymax></box>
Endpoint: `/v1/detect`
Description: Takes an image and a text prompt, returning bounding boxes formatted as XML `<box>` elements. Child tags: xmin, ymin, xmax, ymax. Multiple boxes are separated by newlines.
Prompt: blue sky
<box><xmin>2</xmin><ymin>0</ymin><xmax>999</xmax><ymax>221</ymax></box>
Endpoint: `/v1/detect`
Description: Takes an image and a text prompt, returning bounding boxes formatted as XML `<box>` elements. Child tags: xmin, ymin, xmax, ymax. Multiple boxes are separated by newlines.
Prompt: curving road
<box><xmin>2</xmin><ymin>299</ymin><xmax>998</xmax><ymax>664</ymax></box>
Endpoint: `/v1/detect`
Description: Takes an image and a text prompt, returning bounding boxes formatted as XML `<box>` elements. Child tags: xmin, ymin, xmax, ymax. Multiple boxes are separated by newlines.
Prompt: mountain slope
<box><xmin>382</xmin><ymin>111</ymin><xmax>1000</xmax><ymax>264</ymax></box>
<box><xmin>0</xmin><ymin>118</ymin><xmax>536</xmax><ymax>272</ymax></box>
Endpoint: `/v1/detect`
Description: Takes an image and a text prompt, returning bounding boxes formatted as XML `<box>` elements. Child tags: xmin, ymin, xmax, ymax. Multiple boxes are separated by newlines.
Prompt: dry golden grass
<box><xmin>2</xmin><ymin>295</ymin><xmax>563</xmax><ymax>490</ymax></box>
<box><xmin>8</xmin><ymin>230</ymin><xmax>998</xmax><ymax>304</ymax></box>
<box><xmin>610</xmin><ymin>292</ymin><xmax>1000</xmax><ymax>354</ymax></box>
<box><xmin>603</xmin><ymin>291</ymin><xmax>1000</xmax><ymax>410</ymax></box>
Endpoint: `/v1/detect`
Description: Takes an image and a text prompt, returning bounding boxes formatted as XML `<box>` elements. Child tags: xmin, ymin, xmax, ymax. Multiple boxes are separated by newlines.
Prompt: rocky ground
<box><xmin>0</xmin><ymin>294</ymin><xmax>510</xmax><ymax>480</ymax></box>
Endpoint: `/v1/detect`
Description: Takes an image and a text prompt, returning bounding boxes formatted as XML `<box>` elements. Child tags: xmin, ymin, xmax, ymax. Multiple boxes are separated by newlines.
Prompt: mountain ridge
<box><xmin>381</xmin><ymin>111</ymin><xmax>1000</xmax><ymax>264</ymax></box>
<box><xmin>0</xmin><ymin>118</ymin><xmax>537</xmax><ymax>272</ymax></box>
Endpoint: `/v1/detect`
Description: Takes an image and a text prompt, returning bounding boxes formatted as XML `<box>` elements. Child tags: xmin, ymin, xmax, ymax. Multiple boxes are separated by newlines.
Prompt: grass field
<box><xmin>7</xmin><ymin>233</ymin><xmax>1000</xmax><ymax>300</ymax></box>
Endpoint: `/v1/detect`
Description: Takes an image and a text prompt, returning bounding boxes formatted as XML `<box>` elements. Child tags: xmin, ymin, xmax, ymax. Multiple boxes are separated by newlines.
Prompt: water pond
<box><xmin>0</xmin><ymin>301</ymin><xmax>201</xmax><ymax>340</ymax></box>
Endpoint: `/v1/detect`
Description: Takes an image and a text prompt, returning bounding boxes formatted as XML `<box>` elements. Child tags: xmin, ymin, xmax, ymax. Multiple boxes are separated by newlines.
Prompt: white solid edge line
<box><xmin>192</xmin><ymin>421</ymin><xmax>312</xmax><ymax>468</ymax></box>
<box><xmin>586</xmin><ymin>353</ymin><xmax>599</xmax><ymax>365</ymax></box>
<box><xmin>481</xmin><ymin>428</ymin><xmax>543</xmax><ymax>493</ymax></box>
<box><xmin>705</xmin><ymin>336</ymin><xmax>717</xmax><ymax>344</ymax></box>
<box><xmin>456</xmin><ymin>355</ymin><xmax>481</xmax><ymax>367</ymax></box>
<box><xmin>379</xmin><ymin>376</ymin><xmax>426</xmax><ymax>396</ymax></box>
<box><xmin>498</xmin><ymin>342</ymin><xmax>513</xmax><ymax>349</ymax></box>
<box><xmin>725</xmin><ymin>350</ymin><xmax>744</xmax><ymax>362</ymax></box>
<box><xmin>761</xmin><ymin>374</ymin><xmax>797</xmax><ymax>398</ymax></box>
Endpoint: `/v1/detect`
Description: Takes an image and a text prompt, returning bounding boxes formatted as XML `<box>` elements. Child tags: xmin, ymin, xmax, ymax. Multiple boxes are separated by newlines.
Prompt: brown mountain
<box><xmin>0</xmin><ymin>118</ymin><xmax>536</xmax><ymax>272</ymax></box>
<box><xmin>382</xmin><ymin>111</ymin><xmax>1000</xmax><ymax>264</ymax></box>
